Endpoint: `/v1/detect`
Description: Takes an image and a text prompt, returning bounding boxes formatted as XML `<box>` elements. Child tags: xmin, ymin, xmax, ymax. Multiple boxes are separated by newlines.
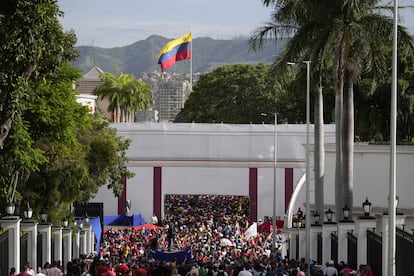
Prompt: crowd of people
<box><xmin>26</xmin><ymin>194</ymin><xmax>372</xmax><ymax>276</ymax></box>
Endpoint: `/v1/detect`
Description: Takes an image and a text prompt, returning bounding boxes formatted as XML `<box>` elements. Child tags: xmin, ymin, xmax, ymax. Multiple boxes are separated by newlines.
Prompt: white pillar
<box><xmin>62</xmin><ymin>228</ymin><xmax>72</xmax><ymax>274</ymax></box>
<box><xmin>322</xmin><ymin>223</ymin><xmax>337</xmax><ymax>265</ymax></box>
<box><xmin>298</xmin><ymin>227</ymin><xmax>306</xmax><ymax>259</ymax></box>
<box><xmin>73</xmin><ymin>230</ymin><xmax>80</xmax><ymax>259</ymax></box>
<box><xmin>84</xmin><ymin>222</ymin><xmax>92</xmax><ymax>255</ymax></box>
<box><xmin>38</xmin><ymin>223</ymin><xmax>52</xmax><ymax>266</ymax></box>
<box><xmin>0</xmin><ymin>217</ymin><xmax>21</xmax><ymax>273</ymax></box>
<box><xmin>378</xmin><ymin>214</ymin><xmax>406</xmax><ymax>276</ymax></box>
<box><xmin>80</xmin><ymin>230</ymin><xmax>87</xmax><ymax>256</ymax></box>
<box><xmin>20</xmin><ymin>220</ymin><xmax>38</xmax><ymax>270</ymax></box>
<box><xmin>310</xmin><ymin>224</ymin><xmax>322</xmax><ymax>262</ymax></box>
<box><xmin>53</xmin><ymin>227</ymin><xmax>63</xmax><ymax>264</ymax></box>
<box><xmin>337</xmin><ymin>221</ymin><xmax>354</xmax><ymax>264</ymax></box>
<box><xmin>356</xmin><ymin>217</ymin><xmax>376</xmax><ymax>268</ymax></box>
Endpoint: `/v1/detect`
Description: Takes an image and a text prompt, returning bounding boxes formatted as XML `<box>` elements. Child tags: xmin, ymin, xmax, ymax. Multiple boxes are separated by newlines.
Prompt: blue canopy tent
<box><xmin>151</xmin><ymin>249</ymin><xmax>193</xmax><ymax>262</ymax></box>
<box><xmin>90</xmin><ymin>217</ymin><xmax>102</xmax><ymax>254</ymax></box>
<box><xmin>76</xmin><ymin>217</ymin><xmax>102</xmax><ymax>254</ymax></box>
<box><xmin>76</xmin><ymin>214</ymin><xmax>146</xmax><ymax>254</ymax></box>
<box><xmin>103</xmin><ymin>213</ymin><xmax>147</xmax><ymax>226</ymax></box>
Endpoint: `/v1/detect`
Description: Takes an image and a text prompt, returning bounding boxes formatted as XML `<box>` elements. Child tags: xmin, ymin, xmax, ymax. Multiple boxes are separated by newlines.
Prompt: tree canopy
<box><xmin>94</xmin><ymin>72</ymin><xmax>153</xmax><ymax>123</ymax></box>
<box><xmin>175</xmin><ymin>63</ymin><xmax>280</xmax><ymax>123</ymax></box>
<box><xmin>0</xmin><ymin>0</ymin><xmax>78</xmax><ymax>149</ymax></box>
<box><xmin>0</xmin><ymin>0</ymin><xmax>134</xmax><ymax>224</ymax></box>
<box><xmin>250</xmin><ymin>0</ymin><xmax>414</xmax><ymax>222</ymax></box>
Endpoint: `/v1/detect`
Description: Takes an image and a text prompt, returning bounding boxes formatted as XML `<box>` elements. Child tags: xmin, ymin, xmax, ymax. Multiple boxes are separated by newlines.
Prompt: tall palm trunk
<box><xmin>314</xmin><ymin>79</ymin><xmax>325</xmax><ymax>221</ymax></box>
<box><xmin>335</xmin><ymin>32</ymin><xmax>346</xmax><ymax>219</ymax></box>
<box><xmin>335</xmin><ymin>88</ymin><xmax>343</xmax><ymax>219</ymax></box>
<box><xmin>341</xmin><ymin>68</ymin><xmax>354</xmax><ymax>220</ymax></box>
<box><xmin>116</xmin><ymin>105</ymin><xmax>121</xmax><ymax>123</ymax></box>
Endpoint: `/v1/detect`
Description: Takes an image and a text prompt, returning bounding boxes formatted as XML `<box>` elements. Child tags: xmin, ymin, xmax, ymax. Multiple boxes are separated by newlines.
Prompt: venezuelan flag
<box><xmin>158</xmin><ymin>33</ymin><xmax>192</xmax><ymax>71</ymax></box>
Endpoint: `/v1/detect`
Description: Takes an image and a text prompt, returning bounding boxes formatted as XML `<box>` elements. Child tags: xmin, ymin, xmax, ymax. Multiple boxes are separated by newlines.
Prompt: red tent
<box><xmin>257</xmin><ymin>220</ymin><xmax>284</xmax><ymax>232</ymax></box>
<box><xmin>134</xmin><ymin>224</ymin><xmax>164</xmax><ymax>231</ymax></box>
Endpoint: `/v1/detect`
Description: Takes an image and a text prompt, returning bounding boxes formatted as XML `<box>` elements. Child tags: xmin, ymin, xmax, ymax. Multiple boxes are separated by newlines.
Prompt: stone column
<box><xmin>38</xmin><ymin>223</ymin><xmax>52</xmax><ymax>266</ymax></box>
<box><xmin>20</xmin><ymin>220</ymin><xmax>38</xmax><ymax>270</ymax></box>
<box><xmin>62</xmin><ymin>228</ymin><xmax>72</xmax><ymax>274</ymax></box>
<box><xmin>310</xmin><ymin>224</ymin><xmax>322</xmax><ymax>262</ymax></box>
<box><xmin>355</xmin><ymin>216</ymin><xmax>376</xmax><ymax>268</ymax></box>
<box><xmin>337</xmin><ymin>221</ymin><xmax>355</xmax><ymax>264</ymax></box>
<box><xmin>378</xmin><ymin>214</ymin><xmax>406</xmax><ymax>276</ymax></box>
<box><xmin>0</xmin><ymin>217</ymin><xmax>21</xmax><ymax>273</ymax></box>
<box><xmin>79</xmin><ymin>230</ymin><xmax>87</xmax><ymax>256</ymax></box>
<box><xmin>73</xmin><ymin>229</ymin><xmax>80</xmax><ymax>259</ymax></box>
<box><xmin>84</xmin><ymin>222</ymin><xmax>92</xmax><ymax>255</ymax></box>
<box><xmin>322</xmin><ymin>222</ymin><xmax>337</xmax><ymax>265</ymax></box>
<box><xmin>53</xmin><ymin>227</ymin><xmax>63</xmax><ymax>265</ymax></box>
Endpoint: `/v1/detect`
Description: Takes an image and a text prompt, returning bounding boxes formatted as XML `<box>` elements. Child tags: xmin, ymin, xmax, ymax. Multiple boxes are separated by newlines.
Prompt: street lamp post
<box><xmin>304</xmin><ymin>60</ymin><xmax>311</xmax><ymax>271</ymax></box>
<box><xmin>272</xmin><ymin>113</ymin><xmax>277</xmax><ymax>252</ymax></box>
<box><xmin>388</xmin><ymin>0</ymin><xmax>398</xmax><ymax>275</ymax></box>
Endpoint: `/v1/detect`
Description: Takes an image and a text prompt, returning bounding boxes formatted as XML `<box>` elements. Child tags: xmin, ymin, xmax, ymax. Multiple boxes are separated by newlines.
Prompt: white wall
<box><xmin>90</xmin><ymin>123</ymin><xmax>336</xmax><ymax>222</ymax></box>
<box><xmin>322</xmin><ymin>144</ymin><xmax>414</xmax><ymax>214</ymax></box>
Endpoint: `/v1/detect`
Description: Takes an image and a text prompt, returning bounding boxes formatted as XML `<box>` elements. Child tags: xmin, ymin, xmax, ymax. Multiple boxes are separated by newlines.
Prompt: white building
<box><xmin>90</xmin><ymin>122</ymin><xmax>414</xmax><ymax>228</ymax></box>
<box><xmin>91</xmin><ymin>122</ymin><xmax>336</xmax><ymax>223</ymax></box>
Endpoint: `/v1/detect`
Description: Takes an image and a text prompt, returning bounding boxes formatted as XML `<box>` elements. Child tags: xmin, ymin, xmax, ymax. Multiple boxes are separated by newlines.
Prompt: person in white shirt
<box><xmin>238</xmin><ymin>264</ymin><xmax>253</xmax><ymax>276</ymax></box>
<box><xmin>35</xmin><ymin>267</ymin><xmax>46</xmax><ymax>276</ymax></box>
<box><xmin>324</xmin><ymin>261</ymin><xmax>338</xmax><ymax>276</ymax></box>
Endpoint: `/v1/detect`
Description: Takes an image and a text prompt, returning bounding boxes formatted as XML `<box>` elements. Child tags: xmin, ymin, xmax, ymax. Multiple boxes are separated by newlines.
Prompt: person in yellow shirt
<box><xmin>124</xmin><ymin>244</ymin><xmax>131</xmax><ymax>258</ymax></box>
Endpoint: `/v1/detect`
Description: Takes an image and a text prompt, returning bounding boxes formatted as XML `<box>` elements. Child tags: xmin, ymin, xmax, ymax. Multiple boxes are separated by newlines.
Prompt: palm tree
<box><xmin>94</xmin><ymin>72</ymin><xmax>153</xmax><ymax>123</ymax></box>
<box><xmin>250</xmin><ymin>0</ymin><xmax>414</xmax><ymax>220</ymax></box>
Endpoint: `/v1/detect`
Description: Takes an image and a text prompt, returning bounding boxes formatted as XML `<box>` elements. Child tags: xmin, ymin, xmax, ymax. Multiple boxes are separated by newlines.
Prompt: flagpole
<box><xmin>190</xmin><ymin>31</ymin><xmax>193</xmax><ymax>90</ymax></box>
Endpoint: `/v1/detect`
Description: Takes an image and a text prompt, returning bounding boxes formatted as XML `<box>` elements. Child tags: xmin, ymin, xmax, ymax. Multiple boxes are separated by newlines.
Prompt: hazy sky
<box><xmin>58</xmin><ymin>0</ymin><xmax>414</xmax><ymax>48</ymax></box>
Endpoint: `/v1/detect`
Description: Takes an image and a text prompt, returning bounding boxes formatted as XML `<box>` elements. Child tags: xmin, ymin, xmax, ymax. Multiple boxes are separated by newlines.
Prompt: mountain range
<box><xmin>72</xmin><ymin>35</ymin><xmax>289</xmax><ymax>76</ymax></box>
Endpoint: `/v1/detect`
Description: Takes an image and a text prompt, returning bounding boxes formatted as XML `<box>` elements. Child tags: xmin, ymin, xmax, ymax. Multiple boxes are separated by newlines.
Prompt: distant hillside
<box><xmin>72</xmin><ymin>35</ymin><xmax>289</xmax><ymax>76</ymax></box>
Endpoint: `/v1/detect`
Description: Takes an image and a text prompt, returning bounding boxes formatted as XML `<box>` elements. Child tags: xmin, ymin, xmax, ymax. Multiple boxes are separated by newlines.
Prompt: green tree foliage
<box><xmin>0</xmin><ymin>0</ymin><xmax>140</xmax><ymax>224</ymax></box>
<box><xmin>251</xmin><ymin>0</ymin><xmax>414</xmax><ymax>220</ymax></box>
<box><xmin>94</xmin><ymin>72</ymin><xmax>153</xmax><ymax>123</ymax></box>
<box><xmin>0</xmin><ymin>0</ymin><xmax>78</xmax><ymax>149</ymax></box>
<box><xmin>78</xmin><ymin>114</ymin><xmax>134</xmax><ymax>199</ymax></box>
<box><xmin>0</xmin><ymin>63</ymin><xmax>134</xmax><ymax>223</ymax></box>
<box><xmin>354</xmin><ymin>48</ymin><xmax>414</xmax><ymax>142</ymax></box>
<box><xmin>175</xmin><ymin>63</ymin><xmax>280</xmax><ymax>123</ymax></box>
<box><xmin>0</xmin><ymin>1</ymin><xmax>136</xmax><ymax>222</ymax></box>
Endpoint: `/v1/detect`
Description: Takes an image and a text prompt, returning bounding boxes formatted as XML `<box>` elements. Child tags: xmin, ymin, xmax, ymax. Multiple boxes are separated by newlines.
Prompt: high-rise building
<box><xmin>155</xmin><ymin>79</ymin><xmax>187</xmax><ymax>122</ymax></box>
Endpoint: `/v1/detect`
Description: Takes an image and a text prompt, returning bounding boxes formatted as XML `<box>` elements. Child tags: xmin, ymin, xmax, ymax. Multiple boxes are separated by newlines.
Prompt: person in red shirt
<box><xmin>103</xmin><ymin>263</ymin><xmax>116</xmax><ymax>276</ymax></box>
<box><xmin>116</xmin><ymin>259</ymin><xmax>129</xmax><ymax>276</ymax></box>
<box><xmin>18</xmin><ymin>264</ymin><xmax>31</xmax><ymax>276</ymax></box>
<box><xmin>134</xmin><ymin>263</ymin><xmax>147</xmax><ymax>276</ymax></box>
<box><xmin>96</xmin><ymin>260</ymin><xmax>108</xmax><ymax>276</ymax></box>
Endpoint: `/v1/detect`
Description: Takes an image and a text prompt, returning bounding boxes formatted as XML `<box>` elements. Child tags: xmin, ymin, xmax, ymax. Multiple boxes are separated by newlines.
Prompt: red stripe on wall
<box><xmin>118</xmin><ymin>171</ymin><xmax>127</xmax><ymax>215</ymax></box>
<box><xmin>249</xmin><ymin>168</ymin><xmax>258</xmax><ymax>223</ymax></box>
<box><xmin>153</xmin><ymin>167</ymin><xmax>162</xmax><ymax>220</ymax></box>
<box><xmin>285</xmin><ymin>168</ymin><xmax>294</xmax><ymax>211</ymax></box>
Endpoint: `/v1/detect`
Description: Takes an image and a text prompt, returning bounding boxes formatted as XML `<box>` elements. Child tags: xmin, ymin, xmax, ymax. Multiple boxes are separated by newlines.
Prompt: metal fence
<box><xmin>20</xmin><ymin>233</ymin><xmax>28</xmax><ymax>269</ymax></box>
<box><xmin>331</xmin><ymin>232</ymin><xmax>338</xmax><ymax>263</ymax></box>
<box><xmin>0</xmin><ymin>231</ymin><xmax>8</xmax><ymax>276</ymax></box>
<box><xmin>37</xmin><ymin>234</ymin><xmax>42</xmax><ymax>269</ymax></box>
<box><xmin>367</xmin><ymin>229</ymin><xmax>382</xmax><ymax>276</ymax></box>
<box><xmin>295</xmin><ymin>233</ymin><xmax>299</xmax><ymax>260</ymax></box>
<box><xmin>317</xmin><ymin>232</ymin><xmax>322</xmax><ymax>265</ymax></box>
<box><xmin>347</xmin><ymin>231</ymin><xmax>357</xmax><ymax>270</ymax></box>
<box><xmin>396</xmin><ymin>227</ymin><xmax>414</xmax><ymax>276</ymax></box>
